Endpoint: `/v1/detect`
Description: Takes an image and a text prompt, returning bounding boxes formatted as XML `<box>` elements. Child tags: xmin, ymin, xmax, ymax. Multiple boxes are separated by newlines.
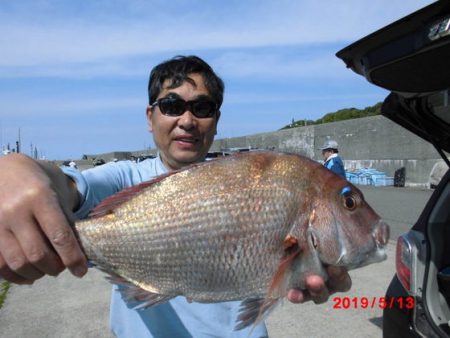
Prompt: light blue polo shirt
<box><xmin>62</xmin><ymin>156</ymin><xmax>268</xmax><ymax>338</ymax></box>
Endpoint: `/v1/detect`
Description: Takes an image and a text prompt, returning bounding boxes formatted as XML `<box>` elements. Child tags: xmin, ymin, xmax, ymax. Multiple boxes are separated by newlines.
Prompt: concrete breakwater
<box><xmin>210</xmin><ymin>115</ymin><xmax>443</xmax><ymax>188</ymax></box>
<box><xmin>84</xmin><ymin>115</ymin><xmax>444</xmax><ymax>187</ymax></box>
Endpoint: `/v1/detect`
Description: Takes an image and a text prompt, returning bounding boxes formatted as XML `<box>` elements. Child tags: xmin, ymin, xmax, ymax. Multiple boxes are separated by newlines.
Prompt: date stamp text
<box><xmin>332</xmin><ymin>296</ymin><xmax>415</xmax><ymax>309</ymax></box>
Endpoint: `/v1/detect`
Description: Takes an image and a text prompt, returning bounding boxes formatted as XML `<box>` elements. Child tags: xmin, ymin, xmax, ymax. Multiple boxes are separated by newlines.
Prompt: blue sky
<box><xmin>0</xmin><ymin>0</ymin><xmax>434</xmax><ymax>160</ymax></box>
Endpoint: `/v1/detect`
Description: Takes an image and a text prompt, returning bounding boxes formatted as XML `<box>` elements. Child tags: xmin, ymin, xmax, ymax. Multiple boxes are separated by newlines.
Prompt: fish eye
<box><xmin>343</xmin><ymin>195</ymin><xmax>357</xmax><ymax>210</ymax></box>
<box><xmin>340</xmin><ymin>186</ymin><xmax>360</xmax><ymax>211</ymax></box>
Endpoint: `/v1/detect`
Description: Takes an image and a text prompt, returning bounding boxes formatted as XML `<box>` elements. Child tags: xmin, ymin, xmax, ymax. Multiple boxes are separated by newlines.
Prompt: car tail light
<box><xmin>396</xmin><ymin>234</ymin><xmax>413</xmax><ymax>292</ymax></box>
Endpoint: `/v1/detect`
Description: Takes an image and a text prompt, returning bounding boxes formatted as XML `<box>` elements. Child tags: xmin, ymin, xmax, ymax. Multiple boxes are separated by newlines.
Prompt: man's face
<box><xmin>322</xmin><ymin>149</ymin><xmax>331</xmax><ymax>160</ymax></box>
<box><xmin>146</xmin><ymin>73</ymin><xmax>220</xmax><ymax>171</ymax></box>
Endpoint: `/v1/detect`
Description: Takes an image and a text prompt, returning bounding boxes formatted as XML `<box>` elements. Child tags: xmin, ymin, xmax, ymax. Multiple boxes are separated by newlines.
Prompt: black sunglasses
<box><xmin>151</xmin><ymin>97</ymin><xmax>218</xmax><ymax>118</ymax></box>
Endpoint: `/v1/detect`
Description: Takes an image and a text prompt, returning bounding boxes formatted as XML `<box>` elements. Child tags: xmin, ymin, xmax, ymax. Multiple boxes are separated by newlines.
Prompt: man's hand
<box><xmin>287</xmin><ymin>266</ymin><xmax>352</xmax><ymax>304</ymax></box>
<box><xmin>0</xmin><ymin>154</ymin><xmax>87</xmax><ymax>284</ymax></box>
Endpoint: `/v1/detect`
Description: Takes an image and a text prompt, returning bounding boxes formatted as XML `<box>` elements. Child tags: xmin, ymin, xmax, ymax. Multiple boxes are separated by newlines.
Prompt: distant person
<box><xmin>0</xmin><ymin>56</ymin><xmax>351</xmax><ymax>338</ymax></box>
<box><xmin>320</xmin><ymin>139</ymin><xmax>346</xmax><ymax>179</ymax></box>
<box><xmin>69</xmin><ymin>160</ymin><xmax>77</xmax><ymax>169</ymax></box>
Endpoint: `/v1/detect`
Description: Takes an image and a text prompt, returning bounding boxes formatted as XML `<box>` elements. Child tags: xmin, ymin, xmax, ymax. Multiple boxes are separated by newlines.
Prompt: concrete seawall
<box><xmin>209</xmin><ymin>115</ymin><xmax>441</xmax><ymax>187</ymax></box>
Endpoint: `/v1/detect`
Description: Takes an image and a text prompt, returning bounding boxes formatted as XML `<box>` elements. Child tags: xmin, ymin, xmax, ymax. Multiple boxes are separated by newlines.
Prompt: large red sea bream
<box><xmin>74</xmin><ymin>151</ymin><xmax>389</xmax><ymax>329</ymax></box>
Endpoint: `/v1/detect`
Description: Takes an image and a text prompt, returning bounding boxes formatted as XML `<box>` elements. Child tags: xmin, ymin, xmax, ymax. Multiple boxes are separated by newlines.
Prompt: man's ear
<box><xmin>216</xmin><ymin>110</ymin><xmax>221</xmax><ymax>123</ymax></box>
<box><xmin>214</xmin><ymin>110</ymin><xmax>221</xmax><ymax>135</ymax></box>
<box><xmin>146</xmin><ymin>106</ymin><xmax>153</xmax><ymax>132</ymax></box>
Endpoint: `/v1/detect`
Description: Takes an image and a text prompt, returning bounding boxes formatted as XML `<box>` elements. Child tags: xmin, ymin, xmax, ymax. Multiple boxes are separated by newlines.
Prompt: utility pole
<box><xmin>16</xmin><ymin>128</ymin><xmax>21</xmax><ymax>153</ymax></box>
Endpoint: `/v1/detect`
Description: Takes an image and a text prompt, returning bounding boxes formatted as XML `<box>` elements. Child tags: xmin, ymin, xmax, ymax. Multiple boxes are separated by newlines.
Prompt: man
<box><xmin>320</xmin><ymin>139</ymin><xmax>346</xmax><ymax>179</ymax></box>
<box><xmin>0</xmin><ymin>56</ymin><xmax>351</xmax><ymax>337</ymax></box>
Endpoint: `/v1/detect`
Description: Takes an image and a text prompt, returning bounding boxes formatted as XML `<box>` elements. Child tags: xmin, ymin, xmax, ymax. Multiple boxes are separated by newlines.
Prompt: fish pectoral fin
<box><xmin>267</xmin><ymin>235</ymin><xmax>301</xmax><ymax>298</ymax></box>
<box><xmin>283</xmin><ymin>234</ymin><xmax>298</xmax><ymax>250</ymax></box>
<box><xmin>120</xmin><ymin>287</ymin><xmax>174</xmax><ymax>310</ymax></box>
<box><xmin>235</xmin><ymin>298</ymin><xmax>281</xmax><ymax>331</ymax></box>
<box><xmin>233</xmin><ymin>238</ymin><xmax>300</xmax><ymax>330</ymax></box>
<box><xmin>104</xmin><ymin>271</ymin><xmax>173</xmax><ymax>309</ymax></box>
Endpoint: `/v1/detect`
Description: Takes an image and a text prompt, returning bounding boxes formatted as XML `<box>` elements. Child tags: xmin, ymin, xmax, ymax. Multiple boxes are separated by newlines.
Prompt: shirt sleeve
<box><xmin>61</xmin><ymin>158</ymin><xmax>166</xmax><ymax>219</ymax></box>
<box><xmin>61</xmin><ymin>162</ymin><xmax>140</xmax><ymax>219</ymax></box>
<box><xmin>61</xmin><ymin>165</ymin><xmax>120</xmax><ymax>219</ymax></box>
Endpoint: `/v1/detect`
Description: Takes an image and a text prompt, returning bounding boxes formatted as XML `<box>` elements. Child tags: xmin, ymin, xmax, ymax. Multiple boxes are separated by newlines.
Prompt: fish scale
<box><xmin>75</xmin><ymin>151</ymin><xmax>389</xmax><ymax>328</ymax></box>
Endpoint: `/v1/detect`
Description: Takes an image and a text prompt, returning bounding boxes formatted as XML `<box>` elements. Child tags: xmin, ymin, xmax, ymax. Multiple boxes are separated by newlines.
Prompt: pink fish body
<box><xmin>75</xmin><ymin>151</ymin><xmax>389</xmax><ymax>328</ymax></box>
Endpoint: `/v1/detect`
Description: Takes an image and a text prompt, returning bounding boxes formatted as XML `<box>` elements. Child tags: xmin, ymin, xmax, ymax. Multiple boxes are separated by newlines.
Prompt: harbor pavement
<box><xmin>0</xmin><ymin>243</ymin><xmax>397</xmax><ymax>338</ymax></box>
<box><xmin>0</xmin><ymin>186</ymin><xmax>433</xmax><ymax>337</ymax></box>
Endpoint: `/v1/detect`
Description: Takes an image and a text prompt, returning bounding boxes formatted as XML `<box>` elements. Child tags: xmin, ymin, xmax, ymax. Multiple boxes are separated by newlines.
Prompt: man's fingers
<box><xmin>287</xmin><ymin>289</ymin><xmax>307</xmax><ymax>303</ymax></box>
<box><xmin>0</xmin><ymin>154</ymin><xmax>87</xmax><ymax>283</ymax></box>
<box><xmin>305</xmin><ymin>275</ymin><xmax>329</xmax><ymax>304</ymax></box>
<box><xmin>12</xmin><ymin>219</ymin><xmax>65</xmax><ymax>277</ymax></box>
<box><xmin>327</xmin><ymin>266</ymin><xmax>352</xmax><ymax>293</ymax></box>
<box><xmin>0</xmin><ymin>231</ymin><xmax>44</xmax><ymax>281</ymax></box>
<box><xmin>34</xmin><ymin>194</ymin><xmax>87</xmax><ymax>278</ymax></box>
<box><xmin>287</xmin><ymin>275</ymin><xmax>331</xmax><ymax>304</ymax></box>
<box><xmin>0</xmin><ymin>253</ymin><xmax>33</xmax><ymax>284</ymax></box>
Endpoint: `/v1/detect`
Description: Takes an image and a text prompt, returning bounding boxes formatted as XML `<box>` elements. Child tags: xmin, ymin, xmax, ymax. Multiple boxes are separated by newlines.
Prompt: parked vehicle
<box><xmin>92</xmin><ymin>158</ymin><xmax>106</xmax><ymax>166</ymax></box>
<box><xmin>337</xmin><ymin>1</ymin><xmax>450</xmax><ymax>337</ymax></box>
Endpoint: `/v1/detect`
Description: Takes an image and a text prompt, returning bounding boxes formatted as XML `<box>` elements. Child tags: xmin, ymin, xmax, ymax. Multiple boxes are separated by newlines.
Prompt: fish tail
<box><xmin>235</xmin><ymin>298</ymin><xmax>280</xmax><ymax>331</ymax></box>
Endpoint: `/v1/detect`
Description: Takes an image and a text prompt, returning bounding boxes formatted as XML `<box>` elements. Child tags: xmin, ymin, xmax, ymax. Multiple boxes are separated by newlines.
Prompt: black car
<box><xmin>337</xmin><ymin>1</ymin><xmax>450</xmax><ymax>337</ymax></box>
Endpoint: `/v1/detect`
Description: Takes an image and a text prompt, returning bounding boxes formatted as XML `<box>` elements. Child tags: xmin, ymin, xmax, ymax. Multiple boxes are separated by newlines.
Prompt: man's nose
<box><xmin>178</xmin><ymin>110</ymin><xmax>196</xmax><ymax>129</ymax></box>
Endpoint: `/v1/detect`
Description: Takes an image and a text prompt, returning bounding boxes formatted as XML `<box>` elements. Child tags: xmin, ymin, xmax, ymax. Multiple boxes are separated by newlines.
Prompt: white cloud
<box><xmin>224</xmin><ymin>91</ymin><xmax>387</xmax><ymax>105</ymax></box>
<box><xmin>213</xmin><ymin>51</ymin><xmax>349</xmax><ymax>79</ymax></box>
<box><xmin>0</xmin><ymin>96</ymin><xmax>144</xmax><ymax>118</ymax></box>
<box><xmin>0</xmin><ymin>59</ymin><xmax>151</xmax><ymax>79</ymax></box>
<box><xmin>0</xmin><ymin>0</ymin><xmax>433</xmax><ymax>68</ymax></box>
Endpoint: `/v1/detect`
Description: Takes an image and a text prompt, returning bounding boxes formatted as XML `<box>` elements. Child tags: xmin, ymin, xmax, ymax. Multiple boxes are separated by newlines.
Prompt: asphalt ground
<box><xmin>359</xmin><ymin>185</ymin><xmax>433</xmax><ymax>240</ymax></box>
<box><xmin>0</xmin><ymin>185</ymin><xmax>433</xmax><ymax>338</ymax></box>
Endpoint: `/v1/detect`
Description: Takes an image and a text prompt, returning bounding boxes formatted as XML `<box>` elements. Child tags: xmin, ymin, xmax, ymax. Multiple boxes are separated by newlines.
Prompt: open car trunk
<box><xmin>336</xmin><ymin>1</ymin><xmax>450</xmax><ymax>159</ymax></box>
<box><xmin>336</xmin><ymin>1</ymin><xmax>450</xmax><ymax>337</ymax></box>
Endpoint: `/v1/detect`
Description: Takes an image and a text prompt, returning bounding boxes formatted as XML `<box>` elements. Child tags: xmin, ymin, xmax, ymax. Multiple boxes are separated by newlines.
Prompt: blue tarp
<box><xmin>346</xmin><ymin>168</ymin><xmax>394</xmax><ymax>186</ymax></box>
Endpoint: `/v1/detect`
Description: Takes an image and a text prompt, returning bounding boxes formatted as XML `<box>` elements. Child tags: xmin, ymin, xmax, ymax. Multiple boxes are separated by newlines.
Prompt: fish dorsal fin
<box><xmin>88</xmin><ymin>160</ymin><xmax>212</xmax><ymax>218</ymax></box>
<box><xmin>88</xmin><ymin>170</ymin><xmax>178</xmax><ymax>218</ymax></box>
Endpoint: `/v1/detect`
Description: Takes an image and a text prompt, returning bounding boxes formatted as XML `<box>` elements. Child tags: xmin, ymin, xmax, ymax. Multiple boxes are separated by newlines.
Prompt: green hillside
<box><xmin>281</xmin><ymin>102</ymin><xmax>382</xmax><ymax>130</ymax></box>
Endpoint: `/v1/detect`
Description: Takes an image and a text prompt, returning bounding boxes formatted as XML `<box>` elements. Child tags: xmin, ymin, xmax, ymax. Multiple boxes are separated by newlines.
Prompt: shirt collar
<box><xmin>155</xmin><ymin>152</ymin><xmax>169</xmax><ymax>174</ymax></box>
<box><xmin>327</xmin><ymin>153</ymin><xmax>339</xmax><ymax>160</ymax></box>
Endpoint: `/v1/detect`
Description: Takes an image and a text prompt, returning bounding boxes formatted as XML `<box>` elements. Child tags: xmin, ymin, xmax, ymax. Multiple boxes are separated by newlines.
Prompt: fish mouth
<box><xmin>356</xmin><ymin>219</ymin><xmax>390</xmax><ymax>268</ymax></box>
<box><xmin>372</xmin><ymin>219</ymin><xmax>390</xmax><ymax>247</ymax></box>
<box><xmin>335</xmin><ymin>219</ymin><xmax>390</xmax><ymax>270</ymax></box>
<box><xmin>346</xmin><ymin>246</ymin><xmax>387</xmax><ymax>270</ymax></box>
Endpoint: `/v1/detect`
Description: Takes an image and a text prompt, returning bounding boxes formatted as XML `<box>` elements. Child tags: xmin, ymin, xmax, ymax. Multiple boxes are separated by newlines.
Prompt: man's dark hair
<box><xmin>148</xmin><ymin>55</ymin><xmax>224</xmax><ymax>108</ymax></box>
